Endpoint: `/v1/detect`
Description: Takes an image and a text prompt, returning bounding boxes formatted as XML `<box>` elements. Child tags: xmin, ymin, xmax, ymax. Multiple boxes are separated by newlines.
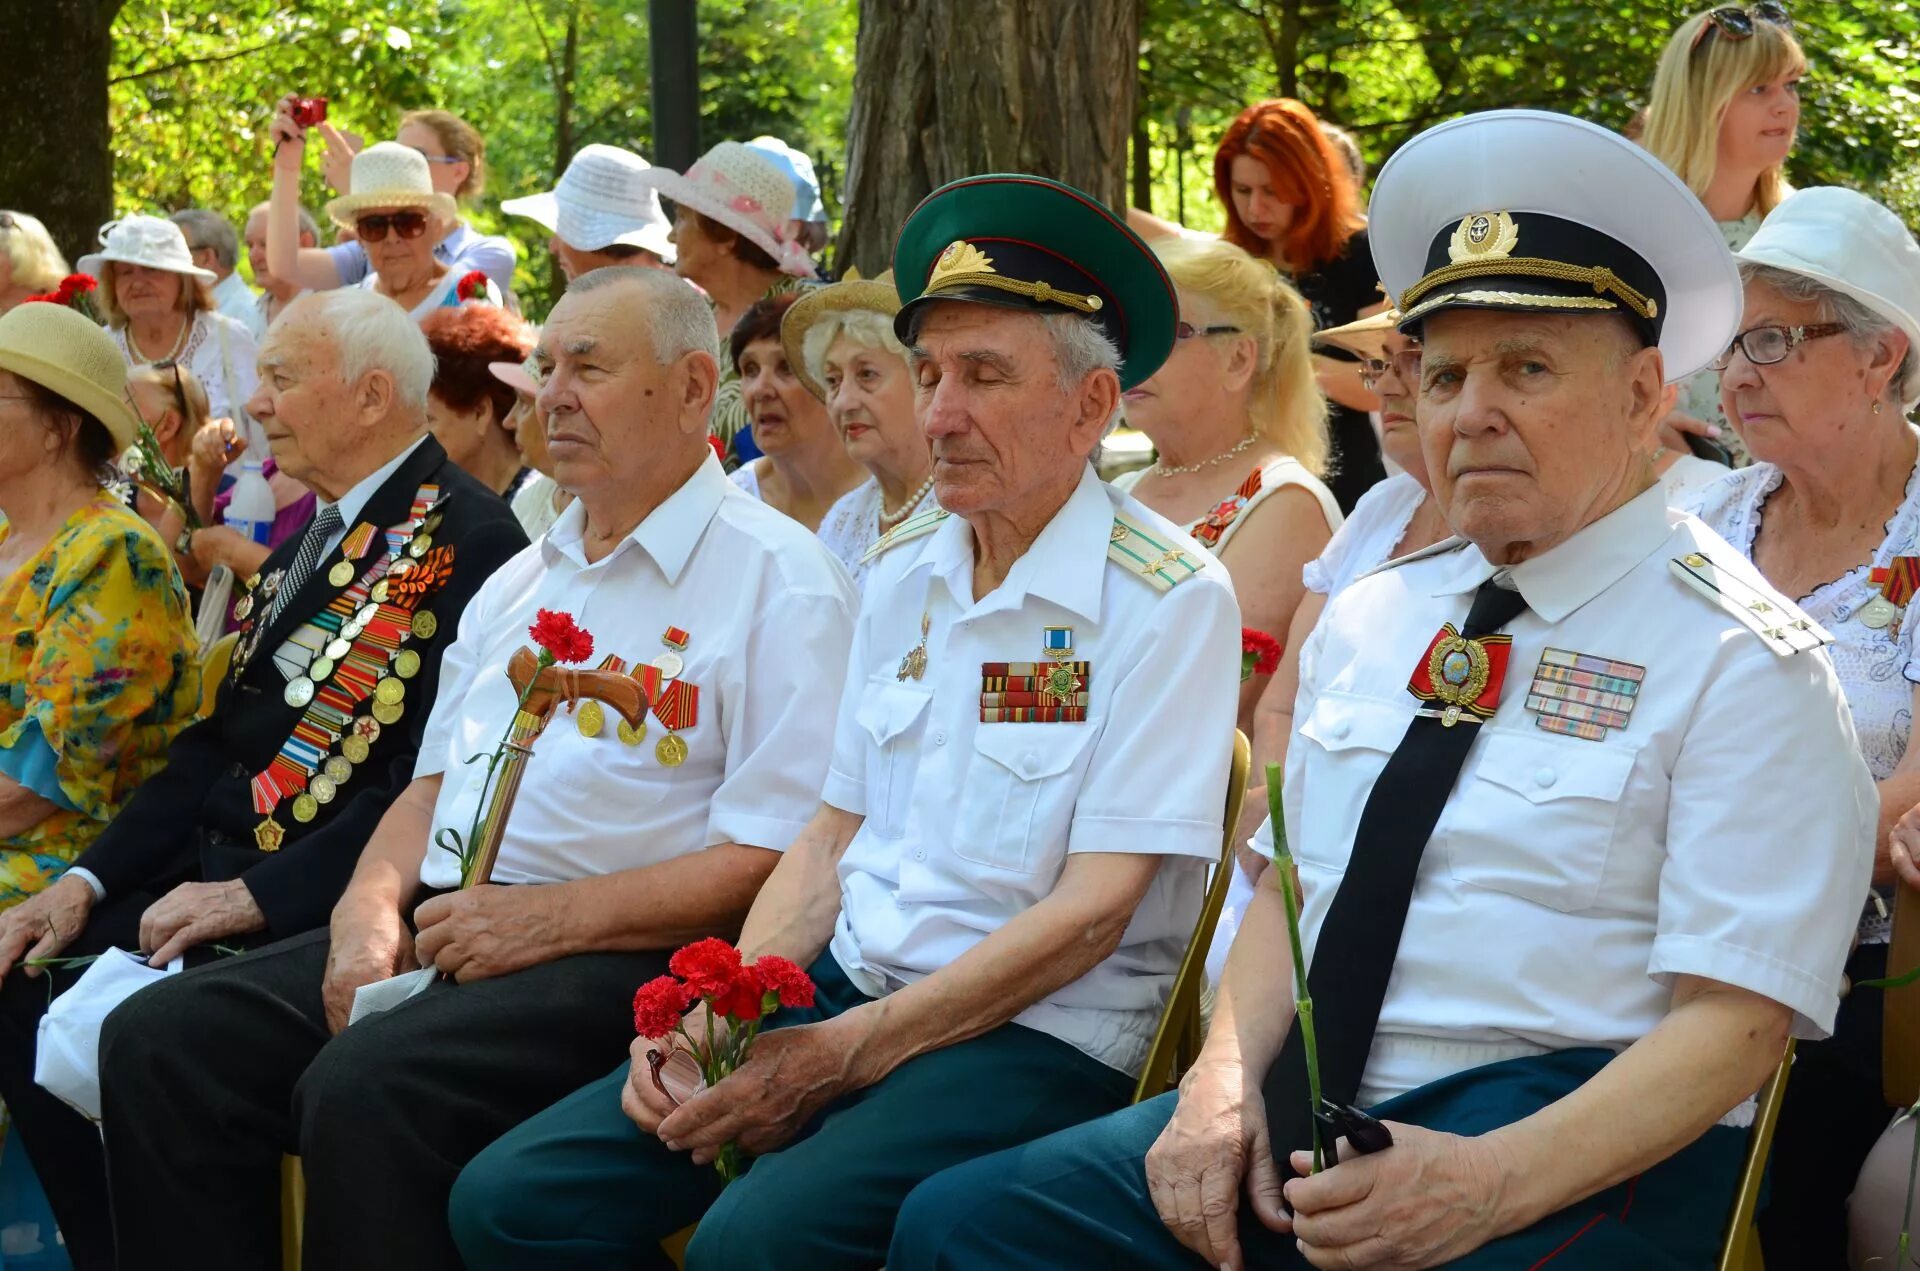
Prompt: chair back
<box><xmin>1886</xmin><ymin>886</ymin><xmax>1920</xmax><ymax>1108</ymax></box>
<box><xmin>1715</xmin><ymin>1041</ymin><xmax>1795</xmax><ymax>1271</ymax></box>
<box><xmin>200</xmin><ymin>631</ymin><xmax>239</xmax><ymax>718</ymax></box>
<box><xmin>1132</xmin><ymin>730</ymin><xmax>1252</xmax><ymax>1104</ymax></box>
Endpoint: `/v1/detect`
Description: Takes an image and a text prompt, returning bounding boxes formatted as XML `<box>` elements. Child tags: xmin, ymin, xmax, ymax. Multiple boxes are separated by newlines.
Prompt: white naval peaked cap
<box><xmin>1368</xmin><ymin>109</ymin><xmax>1742</xmax><ymax>382</ymax></box>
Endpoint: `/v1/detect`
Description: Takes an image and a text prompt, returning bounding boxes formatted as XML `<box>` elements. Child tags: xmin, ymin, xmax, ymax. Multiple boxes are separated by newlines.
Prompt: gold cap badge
<box><xmin>1448</xmin><ymin>211</ymin><xmax>1519</xmax><ymax>263</ymax></box>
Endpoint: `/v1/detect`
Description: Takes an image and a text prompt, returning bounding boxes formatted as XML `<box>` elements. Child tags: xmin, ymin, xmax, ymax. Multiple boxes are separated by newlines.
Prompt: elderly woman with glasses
<box><xmin>267</xmin><ymin>98</ymin><xmax>499</xmax><ymax>322</ymax></box>
<box><xmin>1683</xmin><ymin>186</ymin><xmax>1920</xmax><ymax>1267</ymax></box>
<box><xmin>0</xmin><ymin>303</ymin><xmax>198</xmax><ymax>906</ymax></box>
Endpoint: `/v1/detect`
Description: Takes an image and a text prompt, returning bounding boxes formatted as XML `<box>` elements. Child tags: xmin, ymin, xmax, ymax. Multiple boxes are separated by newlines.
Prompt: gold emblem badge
<box><xmin>928</xmin><ymin>240</ymin><xmax>996</xmax><ymax>291</ymax></box>
<box><xmin>1448</xmin><ymin>211</ymin><xmax>1520</xmax><ymax>264</ymax></box>
<box><xmin>1426</xmin><ymin>633</ymin><xmax>1493</xmax><ymax>727</ymax></box>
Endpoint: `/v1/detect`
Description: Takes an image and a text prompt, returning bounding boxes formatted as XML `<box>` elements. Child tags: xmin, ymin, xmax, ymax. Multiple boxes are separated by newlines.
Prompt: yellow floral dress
<box><xmin>0</xmin><ymin>494</ymin><xmax>199</xmax><ymax>905</ymax></box>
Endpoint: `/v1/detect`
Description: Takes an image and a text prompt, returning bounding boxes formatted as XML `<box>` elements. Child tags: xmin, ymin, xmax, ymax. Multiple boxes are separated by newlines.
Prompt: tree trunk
<box><xmin>0</xmin><ymin>0</ymin><xmax>122</xmax><ymax>265</ymax></box>
<box><xmin>837</xmin><ymin>0</ymin><xmax>1139</xmax><ymax>278</ymax></box>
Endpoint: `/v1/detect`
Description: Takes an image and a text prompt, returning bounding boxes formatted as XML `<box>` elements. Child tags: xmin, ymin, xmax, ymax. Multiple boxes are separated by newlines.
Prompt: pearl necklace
<box><xmin>1144</xmin><ymin>431</ymin><xmax>1257</xmax><ymax>478</ymax></box>
<box><xmin>128</xmin><ymin>315</ymin><xmax>191</xmax><ymax>366</ymax></box>
<box><xmin>878</xmin><ymin>472</ymin><xmax>936</xmax><ymax>530</ymax></box>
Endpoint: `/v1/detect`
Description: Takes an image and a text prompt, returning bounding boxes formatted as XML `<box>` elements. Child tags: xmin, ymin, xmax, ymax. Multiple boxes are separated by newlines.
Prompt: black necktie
<box><xmin>264</xmin><ymin>504</ymin><xmax>343</xmax><ymax>628</ymax></box>
<box><xmin>1262</xmin><ymin>576</ymin><xmax>1529</xmax><ymax>1162</ymax></box>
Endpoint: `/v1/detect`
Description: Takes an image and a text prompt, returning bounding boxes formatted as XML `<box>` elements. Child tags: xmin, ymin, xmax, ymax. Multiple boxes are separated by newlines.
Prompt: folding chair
<box><xmin>1714</xmin><ymin>1041</ymin><xmax>1795</xmax><ymax>1271</ymax></box>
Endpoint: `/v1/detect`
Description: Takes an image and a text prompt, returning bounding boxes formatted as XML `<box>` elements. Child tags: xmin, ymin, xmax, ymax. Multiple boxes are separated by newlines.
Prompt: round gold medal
<box><xmin>375</xmin><ymin>677</ymin><xmax>405</xmax><ymax>706</ymax></box>
<box><xmin>371</xmin><ymin>579</ymin><xmax>391</xmax><ymax>603</ymax></box>
<box><xmin>411</xmin><ymin>611</ymin><xmax>438</xmax><ymax>640</ymax></box>
<box><xmin>655</xmin><ymin>733</ymin><xmax>688</xmax><ymax>767</ymax></box>
<box><xmin>291</xmin><ymin>793</ymin><xmax>320</xmax><ymax>823</ymax></box>
<box><xmin>576</xmin><ymin>700</ymin><xmax>606</xmax><ymax>738</ymax></box>
<box><xmin>617</xmin><ymin>719</ymin><xmax>647</xmax><ymax>746</ymax></box>
<box><xmin>328</xmin><ymin>559</ymin><xmax>355</xmax><ymax>587</ymax></box>
<box><xmin>372</xmin><ymin>699</ymin><xmax>405</xmax><ymax>726</ymax></box>
<box><xmin>308</xmin><ymin>656</ymin><xmax>336</xmax><ymax>683</ymax></box>
<box><xmin>394</xmin><ymin>649</ymin><xmax>422</xmax><ymax>679</ymax></box>
<box><xmin>408</xmin><ymin>534</ymin><xmax>432</xmax><ymax>558</ymax></box>
<box><xmin>342</xmin><ymin>735</ymin><xmax>371</xmax><ymax>764</ymax></box>
<box><xmin>323</xmin><ymin>755</ymin><xmax>353</xmax><ymax>782</ymax></box>
<box><xmin>310</xmin><ymin>774</ymin><xmax>338</xmax><ymax>805</ymax></box>
<box><xmin>421</xmin><ymin>512</ymin><xmax>444</xmax><ymax>534</ymax></box>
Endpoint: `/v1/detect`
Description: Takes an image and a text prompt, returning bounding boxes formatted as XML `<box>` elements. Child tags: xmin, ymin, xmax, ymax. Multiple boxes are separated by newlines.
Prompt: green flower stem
<box><xmin>1265</xmin><ymin>763</ymin><xmax>1325</xmax><ymax>1173</ymax></box>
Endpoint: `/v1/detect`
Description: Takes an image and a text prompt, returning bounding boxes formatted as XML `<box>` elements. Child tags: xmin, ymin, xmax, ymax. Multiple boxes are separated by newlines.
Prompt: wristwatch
<box><xmin>175</xmin><ymin>527</ymin><xmax>195</xmax><ymax>557</ymax></box>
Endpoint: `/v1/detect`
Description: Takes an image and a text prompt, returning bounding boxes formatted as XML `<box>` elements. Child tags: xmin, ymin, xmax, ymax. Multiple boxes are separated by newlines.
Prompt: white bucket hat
<box><xmin>501</xmin><ymin>144</ymin><xmax>676</xmax><ymax>262</ymax></box>
<box><xmin>78</xmin><ymin>215</ymin><xmax>216</xmax><ymax>284</ymax></box>
<box><xmin>323</xmin><ymin>142</ymin><xmax>460</xmax><ymax>229</ymax></box>
<box><xmin>643</xmin><ymin>141</ymin><xmax>816</xmax><ymax>278</ymax></box>
<box><xmin>1737</xmin><ymin>187</ymin><xmax>1920</xmax><ymax>409</ymax></box>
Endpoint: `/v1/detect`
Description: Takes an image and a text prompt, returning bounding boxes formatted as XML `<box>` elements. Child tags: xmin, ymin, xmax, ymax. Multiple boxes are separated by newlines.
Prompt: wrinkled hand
<box><xmin>322</xmin><ymin>898</ymin><xmax>417</xmax><ymax>1034</ymax></box>
<box><xmin>187</xmin><ymin>525</ymin><xmax>251</xmax><ymax>575</ymax></box>
<box><xmin>0</xmin><ymin>874</ymin><xmax>97</xmax><ymax>978</ymax></box>
<box><xmin>317</xmin><ymin>124</ymin><xmax>363</xmax><ymax>195</ymax></box>
<box><xmin>1286</xmin><ymin>1123</ymin><xmax>1508</xmax><ymax>1269</ymax></box>
<box><xmin>1146</xmin><ymin>1059</ymin><xmax>1288</xmax><ymax>1270</ymax></box>
<box><xmin>1890</xmin><ymin>804</ymin><xmax>1920</xmax><ymax>892</ymax></box>
<box><xmin>655</xmin><ymin>1019</ymin><xmax>858</xmax><ymax>1165</ymax></box>
<box><xmin>621</xmin><ymin>1006</ymin><xmax>728</xmax><ymax>1134</ymax></box>
<box><xmin>190</xmin><ymin>417</ymin><xmax>245</xmax><ymax>479</ymax></box>
<box><xmin>269</xmin><ymin>95</ymin><xmax>309</xmax><ymax>168</ymax></box>
<box><xmin>138</xmin><ymin>879</ymin><xmax>266</xmax><ymax>967</ymax></box>
<box><xmin>413</xmin><ymin>884</ymin><xmax>569</xmax><ymax>983</ymax></box>
<box><xmin>1656</xmin><ymin>408</ymin><xmax>1722</xmax><ymax>457</ymax></box>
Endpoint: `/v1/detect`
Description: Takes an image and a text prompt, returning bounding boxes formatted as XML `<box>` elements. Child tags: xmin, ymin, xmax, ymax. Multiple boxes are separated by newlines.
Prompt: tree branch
<box><xmin>520</xmin><ymin>0</ymin><xmax>562</xmax><ymax>83</ymax></box>
<box><xmin>109</xmin><ymin>38</ymin><xmax>279</xmax><ymax>85</ymax></box>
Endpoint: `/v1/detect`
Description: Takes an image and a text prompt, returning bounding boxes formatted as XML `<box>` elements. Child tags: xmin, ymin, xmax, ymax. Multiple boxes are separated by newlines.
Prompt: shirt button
<box><xmin>1330</xmin><ymin>720</ymin><xmax>1352</xmax><ymax>741</ymax></box>
<box><xmin>933</xmin><ymin>730</ymin><xmax>947</xmax><ymax>746</ymax></box>
<box><xmin>914</xmin><ymin>849</ymin><xmax>926</xmax><ymax>861</ymax></box>
<box><xmin>1021</xmin><ymin>750</ymin><xmax>1041</xmax><ymax>776</ymax></box>
<box><xmin>1534</xmin><ymin>767</ymin><xmax>1557</xmax><ymax>788</ymax></box>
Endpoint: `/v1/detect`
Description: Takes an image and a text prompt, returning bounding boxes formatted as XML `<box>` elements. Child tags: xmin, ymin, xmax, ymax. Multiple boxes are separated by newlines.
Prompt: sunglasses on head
<box><xmin>1174</xmin><ymin>321</ymin><xmax>1241</xmax><ymax>341</ymax></box>
<box><xmin>355</xmin><ymin>210</ymin><xmax>429</xmax><ymax>243</ymax></box>
<box><xmin>1690</xmin><ymin>3</ymin><xmax>1792</xmax><ymax>53</ymax></box>
<box><xmin>151</xmin><ymin>359</ymin><xmax>189</xmax><ymax>418</ymax></box>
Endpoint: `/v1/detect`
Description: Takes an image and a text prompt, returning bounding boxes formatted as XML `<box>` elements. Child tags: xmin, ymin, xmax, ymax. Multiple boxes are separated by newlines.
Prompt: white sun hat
<box><xmin>642</xmin><ymin>141</ymin><xmax>816</xmax><ymax>278</ymax></box>
<box><xmin>323</xmin><ymin>142</ymin><xmax>460</xmax><ymax>229</ymax></box>
<box><xmin>501</xmin><ymin>144</ymin><xmax>676</xmax><ymax>263</ymax></box>
<box><xmin>77</xmin><ymin>215</ymin><xmax>216</xmax><ymax>284</ymax></box>
<box><xmin>1369</xmin><ymin>109</ymin><xmax>1741</xmax><ymax>382</ymax></box>
<box><xmin>1737</xmin><ymin>186</ymin><xmax>1920</xmax><ymax>409</ymax></box>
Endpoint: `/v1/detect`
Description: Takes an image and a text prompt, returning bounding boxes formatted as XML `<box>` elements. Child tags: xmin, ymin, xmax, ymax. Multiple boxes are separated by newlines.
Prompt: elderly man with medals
<box><xmin>0</xmin><ymin>287</ymin><xmax>527</xmax><ymax>1270</ymax></box>
<box><xmin>885</xmin><ymin>111</ymin><xmax>1876</xmax><ymax>1271</ymax></box>
<box><xmin>442</xmin><ymin>176</ymin><xmax>1243</xmax><ymax>1271</ymax></box>
<box><xmin>91</xmin><ymin>266</ymin><xmax>857</xmax><ymax>1271</ymax></box>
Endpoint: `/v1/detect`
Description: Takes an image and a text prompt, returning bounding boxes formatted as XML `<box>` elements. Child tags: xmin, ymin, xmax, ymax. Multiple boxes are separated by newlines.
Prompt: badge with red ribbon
<box><xmin>1864</xmin><ymin>556</ymin><xmax>1920</xmax><ymax>634</ymax></box>
<box><xmin>1407</xmin><ymin>623</ymin><xmax>1514</xmax><ymax>727</ymax></box>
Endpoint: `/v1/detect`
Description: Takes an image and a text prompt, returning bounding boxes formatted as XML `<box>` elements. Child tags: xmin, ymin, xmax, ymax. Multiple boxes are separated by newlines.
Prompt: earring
<box><xmin>1874</xmin><ymin>399</ymin><xmax>1885</xmax><ymax>415</ymax></box>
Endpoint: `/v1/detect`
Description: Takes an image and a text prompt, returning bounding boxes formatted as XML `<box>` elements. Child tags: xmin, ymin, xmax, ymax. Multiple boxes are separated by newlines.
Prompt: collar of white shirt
<box><xmin>916</xmin><ymin>464</ymin><xmax>1111</xmax><ymax>621</ymax></box>
<box><xmin>1425</xmin><ymin>482</ymin><xmax>1672</xmax><ymax>623</ymax></box>
<box><xmin>540</xmin><ymin>451</ymin><xmax>730</xmax><ymax>582</ymax></box>
<box><xmin>319</xmin><ymin>434</ymin><xmax>429</xmax><ymax>539</ymax></box>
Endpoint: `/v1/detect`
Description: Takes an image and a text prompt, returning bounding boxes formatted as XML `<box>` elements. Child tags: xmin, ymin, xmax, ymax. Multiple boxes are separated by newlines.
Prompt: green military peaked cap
<box><xmin>891</xmin><ymin>174</ymin><xmax>1177</xmax><ymax>390</ymax></box>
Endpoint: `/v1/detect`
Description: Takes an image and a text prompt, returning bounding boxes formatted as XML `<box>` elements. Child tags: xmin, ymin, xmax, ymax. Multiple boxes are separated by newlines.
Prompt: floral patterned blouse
<box><xmin>0</xmin><ymin>494</ymin><xmax>199</xmax><ymax>904</ymax></box>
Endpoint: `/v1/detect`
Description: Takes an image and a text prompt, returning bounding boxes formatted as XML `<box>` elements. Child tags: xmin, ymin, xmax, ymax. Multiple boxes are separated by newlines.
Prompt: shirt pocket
<box><xmin>541</xmin><ymin>713</ymin><xmax>671</xmax><ymax>812</ymax></box>
<box><xmin>855</xmin><ymin>675</ymin><xmax>933</xmax><ymax>839</ymax></box>
<box><xmin>952</xmin><ymin>724</ymin><xmax>1097</xmax><ymax>874</ymax></box>
<box><xmin>1442</xmin><ymin>730</ymin><xmax>1634</xmax><ymax>912</ymax></box>
<box><xmin>1292</xmin><ymin>693</ymin><xmax>1410</xmax><ymax>871</ymax></box>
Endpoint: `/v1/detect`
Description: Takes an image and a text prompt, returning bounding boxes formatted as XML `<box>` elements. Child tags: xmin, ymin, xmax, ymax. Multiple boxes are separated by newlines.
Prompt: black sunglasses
<box><xmin>150</xmin><ymin>359</ymin><xmax>189</xmax><ymax>418</ymax></box>
<box><xmin>1691</xmin><ymin>3</ymin><xmax>1792</xmax><ymax>52</ymax></box>
<box><xmin>355</xmin><ymin>210</ymin><xmax>429</xmax><ymax>243</ymax></box>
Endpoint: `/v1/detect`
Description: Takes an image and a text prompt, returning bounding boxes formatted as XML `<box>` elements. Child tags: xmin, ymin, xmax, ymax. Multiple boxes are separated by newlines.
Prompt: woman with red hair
<box><xmin>419</xmin><ymin>303</ymin><xmax>537</xmax><ymax>498</ymax></box>
<box><xmin>1133</xmin><ymin>99</ymin><xmax>1384</xmax><ymax>510</ymax></box>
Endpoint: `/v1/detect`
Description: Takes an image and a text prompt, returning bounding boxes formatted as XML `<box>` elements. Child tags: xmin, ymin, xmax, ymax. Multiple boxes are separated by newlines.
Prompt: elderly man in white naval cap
<box><xmin>886</xmin><ymin>109</ymin><xmax>1876</xmax><ymax>1271</ymax></box>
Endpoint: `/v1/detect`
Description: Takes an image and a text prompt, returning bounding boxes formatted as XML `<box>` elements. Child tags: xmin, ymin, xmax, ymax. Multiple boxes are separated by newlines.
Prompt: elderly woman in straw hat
<box><xmin>643</xmin><ymin>140</ymin><xmax>820</xmax><ymax>465</ymax></box>
<box><xmin>267</xmin><ymin>97</ymin><xmax>495</xmax><ymax>322</ymax></box>
<box><xmin>781</xmin><ymin>269</ymin><xmax>935</xmax><ymax>586</ymax></box>
<box><xmin>80</xmin><ymin>215</ymin><xmax>261</xmax><ymax>436</ymax></box>
<box><xmin>1680</xmin><ymin>185</ymin><xmax>1920</xmax><ymax>1266</ymax></box>
<box><xmin>0</xmin><ymin>302</ymin><xmax>198</xmax><ymax>907</ymax></box>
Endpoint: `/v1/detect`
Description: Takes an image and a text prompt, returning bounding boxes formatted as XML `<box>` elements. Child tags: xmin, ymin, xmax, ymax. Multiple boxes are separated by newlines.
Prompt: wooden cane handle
<box><xmin>504</xmin><ymin>646</ymin><xmax>652</xmax><ymax>726</ymax></box>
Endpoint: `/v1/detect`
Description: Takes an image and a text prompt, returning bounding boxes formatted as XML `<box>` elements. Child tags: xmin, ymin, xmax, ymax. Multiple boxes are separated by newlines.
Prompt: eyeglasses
<box><xmin>151</xmin><ymin>359</ymin><xmax>189</xmax><ymax>418</ymax></box>
<box><xmin>407</xmin><ymin>147</ymin><xmax>464</xmax><ymax>166</ymax></box>
<box><xmin>1708</xmin><ymin>322</ymin><xmax>1847</xmax><ymax>370</ymax></box>
<box><xmin>1690</xmin><ymin>3</ymin><xmax>1792</xmax><ymax>53</ymax></box>
<box><xmin>355</xmin><ymin>211</ymin><xmax>429</xmax><ymax>243</ymax></box>
<box><xmin>1174</xmin><ymin>322</ymin><xmax>1242</xmax><ymax>341</ymax></box>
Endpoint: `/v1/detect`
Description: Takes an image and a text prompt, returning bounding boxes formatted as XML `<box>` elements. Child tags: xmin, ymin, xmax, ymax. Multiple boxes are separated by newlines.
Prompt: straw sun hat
<box><xmin>780</xmin><ymin>269</ymin><xmax>900</xmax><ymax>401</ymax></box>
<box><xmin>324</xmin><ymin>142</ymin><xmax>460</xmax><ymax>229</ymax></box>
<box><xmin>0</xmin><ymin>302</ymin><xmax>144</xmax><ymax>451</ymax></box>
<box><xmin>643</xmin><ymin>141</ymin><xmax>816</xmax><ymax>279</ymax></box>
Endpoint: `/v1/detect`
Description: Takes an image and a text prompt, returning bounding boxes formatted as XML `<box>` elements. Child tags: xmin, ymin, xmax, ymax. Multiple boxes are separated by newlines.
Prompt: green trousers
<box><xmin>449</xmin><ymin>952</ymin><xmax>1133</xmax><ymax>1270</ymax></box>
<box><xmin>888</xmin><ymin>1047</ymin><xmax>1747</xmax><ymax>1269</ymax></box>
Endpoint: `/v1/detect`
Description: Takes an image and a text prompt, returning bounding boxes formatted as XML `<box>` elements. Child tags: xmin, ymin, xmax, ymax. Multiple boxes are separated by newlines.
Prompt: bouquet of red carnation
<box><xmin>1242</xmin><ymin>627</ymin><xmax>1282</xmax><ymax>681</ymax></box>
<box><xmin>455</xmin><ymin>270</ymin><xmax>491</xmax><ymax>303</ymax></box>
<box><xmin>24</xmin><ymin>273</ymin><xmax>103</xmax><ymax>323</ymax></box>
<box><xmin>633</xmin><ymin>937</ymin><xmax>817</xmax><ymax>1181</ymax></box>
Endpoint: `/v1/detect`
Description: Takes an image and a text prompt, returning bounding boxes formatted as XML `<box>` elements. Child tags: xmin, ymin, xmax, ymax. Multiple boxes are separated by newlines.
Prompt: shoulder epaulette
<box><xmin>1354</xmin><ymin>535</ymin><xmax>1468</xmax><ymax>583</ymax></box>
<box><xmin>1669</xmin><ymin>550</ymin><xmax>1832</xmax><ymax>656</ymax></box>
<box><xmin>1107</xmin><ymin>515</ymin><xmax>1203</xmax><ymax>591</ymax></box>
<box><xmin>861</xmin><ymin>507</ymin><xmax>950</xmax><ymax>564</ymax></box>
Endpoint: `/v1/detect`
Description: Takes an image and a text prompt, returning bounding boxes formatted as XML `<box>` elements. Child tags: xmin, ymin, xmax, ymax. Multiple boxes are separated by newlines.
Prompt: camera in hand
<box><xmin>290</xmin><ymin>96</ymin><xmax>329</xmax><ymax>129</ymax></box>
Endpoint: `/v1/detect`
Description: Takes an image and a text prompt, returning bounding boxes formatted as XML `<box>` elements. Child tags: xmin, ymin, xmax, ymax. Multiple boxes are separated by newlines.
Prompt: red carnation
<box><xmin>456</xmin><ymin>270</ymin><xmax>491</xmax><ymax>303</ymax></box>
<box><xmin>56</xmin><ymin>273</ymin><xmax>97</xmax><ymax>296</ymax></box>
<box><xmin>528</xmin><ymin>608</ymin><xmax>594</xmax><ymax>666</ymax></box>
<box><xmin>21</xmin><ymin>293</ymin><xmax>60</xmax><ymax>306</ymax></box>
<box><xmin>668</xmin><ymin>937</ymin><xmax>743</xmax><ymax>999</ymax></box>
<box><xmin>1241</xmin><ymin>627</ymin><xmax>1282</xmax><ymax>680</ymax></box>
<box><xmin>708</xmin><ymin>966</ymin><xmax>766</xmax><ymax>1023</ymax></box>
<box><xmin>632</xmin><ymin>975</ymin><xmax>692</xmax><ymax>1039</ymax></box>
<box><xmin>752</xmin><ymin>955</ymin><xmax>815</xmax><ymax>1009</ymax></box>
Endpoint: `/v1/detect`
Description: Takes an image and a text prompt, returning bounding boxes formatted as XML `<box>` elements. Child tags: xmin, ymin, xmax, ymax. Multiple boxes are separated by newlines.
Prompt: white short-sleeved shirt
<box><xmin>415</xmin><ymin>453</ymin><xmax>858</xmax><ymax>890</ymax></box>
<box><xmin>1261</xmin><ymin>484</ymin><xmax>1875</xmax><ymax>1106</ymax></box>
<box><xmin>1688</xmin><ymin>458</ymin><xmax>1920</xmax><ymax>945</ymax></box>
<box><xmin>1302</xmin><ymin>472</ymin><xmax>1429</xmax><ymax>597</ymax></box>
<box><xmin>825</xmin><ymin>465</ymin><xmax>1242</xmax><ymax>1076</ymax></box>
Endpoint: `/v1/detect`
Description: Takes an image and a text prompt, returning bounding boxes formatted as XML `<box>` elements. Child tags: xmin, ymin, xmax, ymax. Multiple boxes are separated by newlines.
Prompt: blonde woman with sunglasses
<box><xmin>1641</xmin><ymin>3</ymin><xmax>1806</xmax><ymax>463</ymax></box>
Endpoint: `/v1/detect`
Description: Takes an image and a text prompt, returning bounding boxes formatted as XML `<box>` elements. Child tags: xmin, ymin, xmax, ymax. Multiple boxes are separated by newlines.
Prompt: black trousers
<box><xmin>99</xmin><ymin>926</ymin><xmax>667</xmax><ymax>1271</ymax></box>
<box><xmin>0</xmin><ymin>888</ymin><xmax>182</xmax><ymax>1271</ymax></box>
<box><xmin>1759</xmin><ymin>941</ymin><xmax>1892</xmax><ymax>1270</ymax></box>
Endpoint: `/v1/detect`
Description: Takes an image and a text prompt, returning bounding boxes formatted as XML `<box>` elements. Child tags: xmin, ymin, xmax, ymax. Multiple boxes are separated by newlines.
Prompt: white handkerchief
<box><xmin>348</xmin><ymin>967</ymin><xmax>436</xmax><ymax>1025</ymax></box>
